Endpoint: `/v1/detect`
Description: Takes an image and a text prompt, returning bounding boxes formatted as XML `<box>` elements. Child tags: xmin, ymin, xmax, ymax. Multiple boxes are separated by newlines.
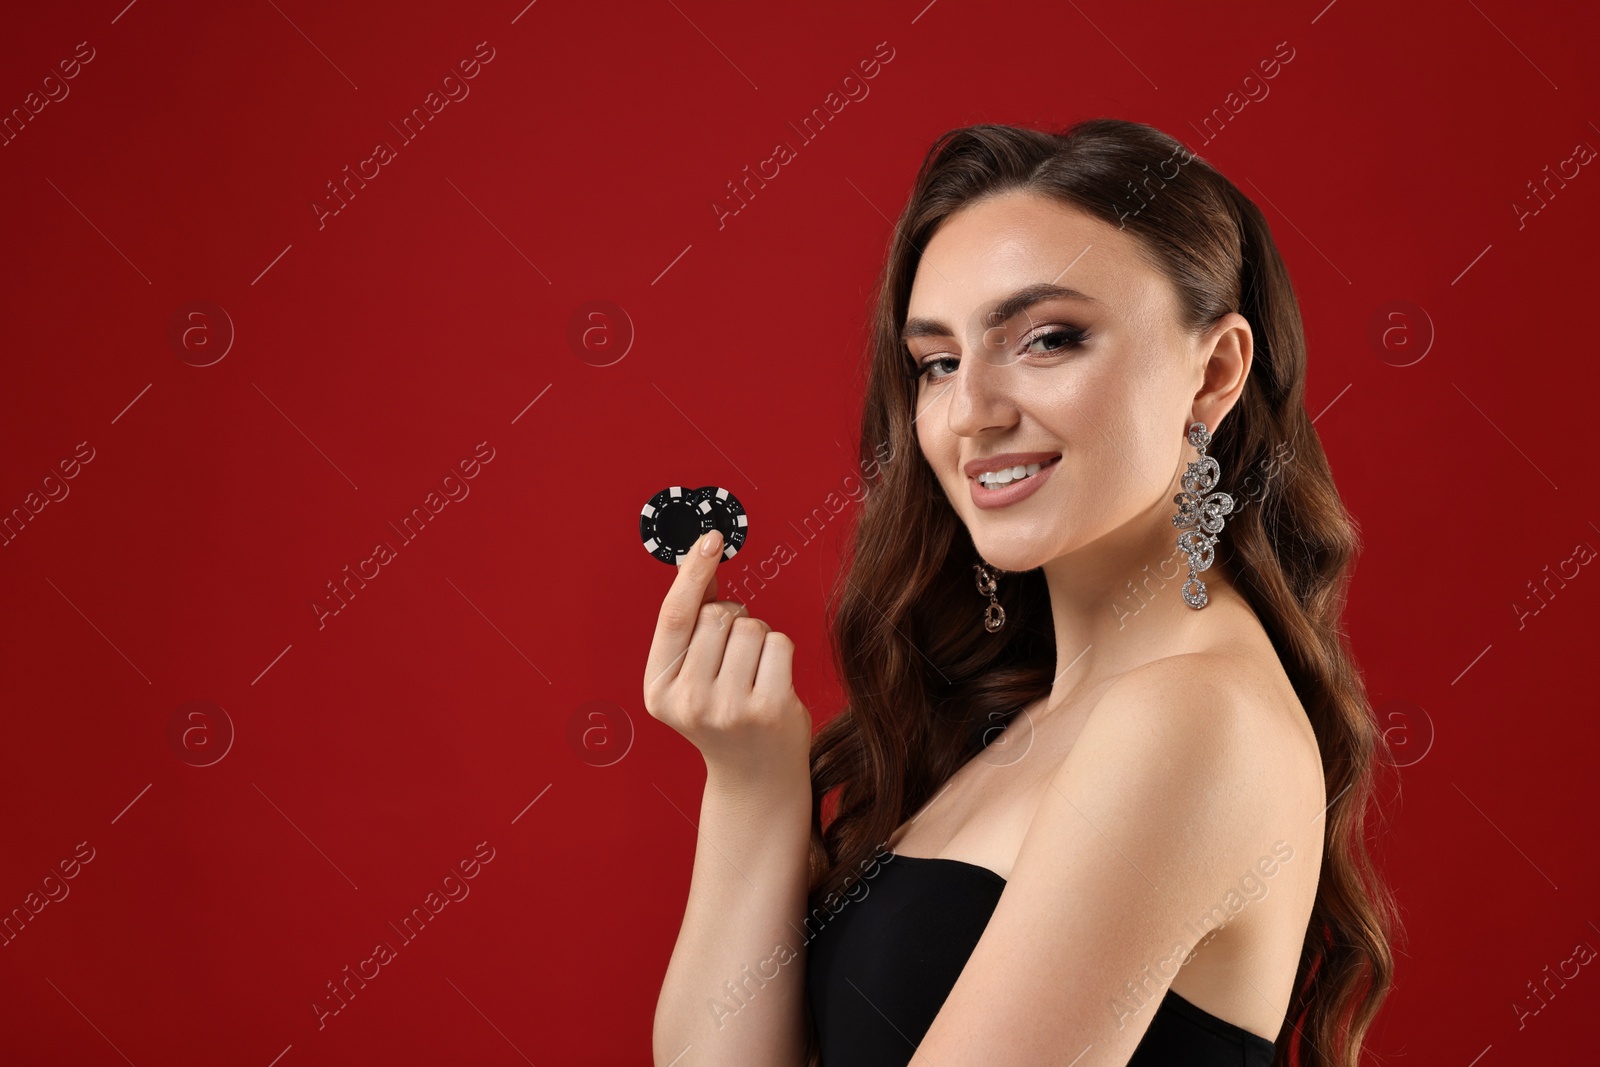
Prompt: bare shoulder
<box><xmin>1100</xmin><ymin>648</ymin><xmax>1320</xmax><ymax>775</ymax></box>
<box><xmin>1095</xmin><ymin>649</ymin><xmax>1265</xmax><ymax>720</ymax></box>
<box><xmin>1057</xmin><ymin>648</ymin><xmax>1326</xmax><ymax>863</ymax></box>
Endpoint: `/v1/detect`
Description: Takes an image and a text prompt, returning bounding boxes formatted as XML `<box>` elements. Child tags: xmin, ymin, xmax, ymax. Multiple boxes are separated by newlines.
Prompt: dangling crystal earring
<box><xmin>974</xmin><ymin>561</ymin><xmax>1006</xmax><ymax>632</ymax></box>
<box><xmin>1171</xmin><ymin>420</ymin><xmax>1235</xmax><ymax>610</ymax></box>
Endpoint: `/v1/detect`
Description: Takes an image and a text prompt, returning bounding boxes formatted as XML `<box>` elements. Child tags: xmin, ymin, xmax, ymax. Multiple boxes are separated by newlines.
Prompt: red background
<box><xmin>2</xmin><ymin>0</ymin><xmax>1597</xmax><ymax>1063</ymax></box>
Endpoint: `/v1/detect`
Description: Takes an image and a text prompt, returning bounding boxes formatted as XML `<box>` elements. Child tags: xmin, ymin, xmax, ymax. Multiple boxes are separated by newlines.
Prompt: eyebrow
<box><xmin>901</xmin><ymin>282</ymin><xmax>1101</xmax><ymax>344</ymax></box>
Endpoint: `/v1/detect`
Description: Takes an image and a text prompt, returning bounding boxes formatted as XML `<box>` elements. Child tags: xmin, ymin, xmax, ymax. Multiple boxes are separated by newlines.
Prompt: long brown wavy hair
<box><xmin>800</xmin><ymin>118</ymin><xmax>1400</xmax><ymax>1067</ymax></box>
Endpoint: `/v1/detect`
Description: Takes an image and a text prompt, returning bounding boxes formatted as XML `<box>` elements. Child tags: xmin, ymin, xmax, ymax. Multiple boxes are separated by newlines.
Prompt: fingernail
<box><xmin>700</xmin><ymin>529</ymin><xmax>722</xmax><ymax>557</ymax></box>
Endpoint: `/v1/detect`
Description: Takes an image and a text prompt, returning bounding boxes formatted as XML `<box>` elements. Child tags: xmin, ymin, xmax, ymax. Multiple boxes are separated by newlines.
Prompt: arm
<box><xmin>910</xmin><ymin>653</ymin><xmax>1307</xmax><ymax>1066</ymax></box>
<box><xmin>652</xmin><ymin>765</ymin><xmax>813</xmax><ymax>1067</ymax></box>
<box><xmin>643</xmin><ymin>532</ymin><xmax>817</xmax><ymax>1067</ymax></box>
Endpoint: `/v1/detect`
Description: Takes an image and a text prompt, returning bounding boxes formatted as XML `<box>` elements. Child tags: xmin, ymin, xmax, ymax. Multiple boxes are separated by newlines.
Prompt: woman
<box><xmin>648</xmin><ymin>118</ymin><xmax>1398</xmax><ymax>1067</ymax></box>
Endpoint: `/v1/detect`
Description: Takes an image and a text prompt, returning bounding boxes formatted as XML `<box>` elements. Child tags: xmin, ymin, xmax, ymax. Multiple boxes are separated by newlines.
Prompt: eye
<box><xmin>1021</xmin><ymin>325</ymin><xmax>1089</xmax><ymax>355</ymax></box>
<box><xmin>910</xmin><ymin>356</ymin><xmax>960</xmax><ymax>382</ymax></box>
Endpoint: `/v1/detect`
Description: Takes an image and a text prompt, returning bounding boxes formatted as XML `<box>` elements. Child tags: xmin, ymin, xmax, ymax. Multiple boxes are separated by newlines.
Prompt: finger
<box><xmin>644</xmin><ymin>530</ymin><xmax>724</xmax><ymax>690</ymax></box>
<box><xmin>715</xmin><ymin>615</ymin><xmax>772</xmax><ymax>695</ymax></box>
<box><xmin>751</xmin><ymin>631</ymin><xmax>795</xmax><ymax>707</ymax></box>
<box><xmin>679</xmin><ymin>598</ymin><xmax>748</xmax><ymax>687</ymax></box>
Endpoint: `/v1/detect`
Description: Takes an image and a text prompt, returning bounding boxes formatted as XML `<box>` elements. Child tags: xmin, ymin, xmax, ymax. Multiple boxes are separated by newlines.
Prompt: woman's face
<box><xmin>907</xmin><ymin>189</ymin><xmax>1244</xmax><ymax>574</ymax></box>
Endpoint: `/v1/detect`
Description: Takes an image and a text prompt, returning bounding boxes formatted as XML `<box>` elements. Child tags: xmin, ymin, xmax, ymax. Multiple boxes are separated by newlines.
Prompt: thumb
<box><xmin>680</xmin><ymin>528</ymin><xmax>723</xmax><ymax>607</ymax></box>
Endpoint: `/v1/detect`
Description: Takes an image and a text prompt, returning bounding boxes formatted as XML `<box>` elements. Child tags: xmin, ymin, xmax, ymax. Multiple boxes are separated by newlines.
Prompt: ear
<box><xmin>1190</xmin><ymin>312</ymin><xmax>1252</xmax><ymax>433</ymax></box>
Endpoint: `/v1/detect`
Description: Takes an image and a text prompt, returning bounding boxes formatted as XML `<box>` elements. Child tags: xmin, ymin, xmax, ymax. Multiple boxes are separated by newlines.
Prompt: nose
<box><xmin>942</xmin><ymin>326</ymin><xmax>1021</xmax><ymax>438</ymax></box>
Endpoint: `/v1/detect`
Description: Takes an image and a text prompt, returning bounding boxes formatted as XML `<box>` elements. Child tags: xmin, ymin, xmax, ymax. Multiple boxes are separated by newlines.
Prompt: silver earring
<box><xmin>974</xmin><ymin>561</ymin><xmax>1006</xmax><ymax>632</ymax></box>
<box><xmin>1172</xmin><ymin>420</ymin><xmax>1234</xmax><ymax>610</ymax></box>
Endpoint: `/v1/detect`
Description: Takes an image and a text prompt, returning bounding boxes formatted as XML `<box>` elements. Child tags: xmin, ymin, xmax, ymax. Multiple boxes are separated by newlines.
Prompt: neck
<box><xmin>1036</xmin><ymin>487</ymin><xmax>1246</xmax><ymax>710</ymax></box>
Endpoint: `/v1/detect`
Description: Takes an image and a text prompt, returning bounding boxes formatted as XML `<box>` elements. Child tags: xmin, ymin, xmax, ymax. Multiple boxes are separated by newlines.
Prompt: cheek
<box><xmin>1038</xmin><ymin>376</ymin><xmax>1170</xmax><ymax>502</ymax></box>
<box><xmin>1030</xmin><ymin>370</ymin><xmax>1122</xmax><ymax>449</ymax></box>
<box><xmin>915</xmin><ymin>423</ymin><xmax>947</xmax><ymax>487</ymax></box>
<box><xmin>915</xmin><ymin>400</ymin><xmax>955</xmax><ymax>457</ymax></box>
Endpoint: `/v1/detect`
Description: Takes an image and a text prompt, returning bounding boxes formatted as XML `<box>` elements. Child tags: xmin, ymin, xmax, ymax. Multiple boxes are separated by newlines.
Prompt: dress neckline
<box><xmin>885</xmin><ymin>849</ymin><xmax>1007</xmax><ymax>884</ymax></box>
<box><xmin>880</xmin><ymin>850</ymin><xmax>1279</xmax><ymax>1052</ymax></box>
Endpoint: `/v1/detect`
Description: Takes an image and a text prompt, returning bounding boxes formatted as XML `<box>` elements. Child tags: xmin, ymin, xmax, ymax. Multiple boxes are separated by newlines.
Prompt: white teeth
<box><xmin>978</xmin><ymin>461</ymin><xmax>1044</xmax><ymax>488</ymax></box>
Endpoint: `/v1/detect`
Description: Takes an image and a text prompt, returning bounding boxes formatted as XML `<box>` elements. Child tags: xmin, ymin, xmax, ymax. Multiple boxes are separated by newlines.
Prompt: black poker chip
<box><xmin>640</xmin><ymin>485</ymin><xmax>747</xmax><ymax>565</ymax></box>
<box><xmin>688</xmin><ymin>485</ymin><xmax>747</xmax><ymax>559</ymax></box>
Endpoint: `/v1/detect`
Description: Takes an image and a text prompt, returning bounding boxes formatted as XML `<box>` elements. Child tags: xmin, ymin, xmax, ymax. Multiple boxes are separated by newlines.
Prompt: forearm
<box><xmin>653</xmin><ymin>765</ymin><xmax>813</xmax><ymax>1067</ymax></box>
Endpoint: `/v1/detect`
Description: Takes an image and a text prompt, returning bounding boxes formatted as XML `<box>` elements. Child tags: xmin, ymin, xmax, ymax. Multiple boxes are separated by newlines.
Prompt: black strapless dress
<box><xmin>805</xmin><ymin>851</ymin><xmax>1278</xmax><ymax>1066</ymax></box>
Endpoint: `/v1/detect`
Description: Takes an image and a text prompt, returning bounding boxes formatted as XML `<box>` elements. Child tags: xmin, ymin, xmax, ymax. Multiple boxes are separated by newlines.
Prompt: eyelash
<box><xmin>905</xmin><ymin>325</ymin><xmax>1089</xmax><ymax>382</ymax></box>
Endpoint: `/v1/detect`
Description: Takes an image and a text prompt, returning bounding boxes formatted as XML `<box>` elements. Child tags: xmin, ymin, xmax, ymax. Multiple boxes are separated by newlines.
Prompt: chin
<box><xmin>967</xmin><ymin>542</ymin><xmax>1046</xmax><ymax>574</ymax></box>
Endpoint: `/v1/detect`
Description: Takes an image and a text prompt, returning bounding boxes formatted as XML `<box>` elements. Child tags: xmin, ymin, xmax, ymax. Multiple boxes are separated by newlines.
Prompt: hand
<box><xmin>642</xmin><ymin>530</ymin><xmax>813</xmax><ymax>788</ymax></box>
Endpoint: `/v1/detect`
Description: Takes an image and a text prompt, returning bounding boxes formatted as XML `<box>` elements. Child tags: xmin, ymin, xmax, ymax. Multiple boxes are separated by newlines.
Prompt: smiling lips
<box><xmin>962</xmin><ymin>451</ymin><xmax>1062</xmax><ymax>479</ymax></box>
<box><xmin>974</xmin><ymin>458</ymin><xmax>1053</xmax><ymax>489</ymax></box>
<box><xmin>966</xmin><ymin>453</ymin><xmax>1062</xmax><ymax>510</ymax></box>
